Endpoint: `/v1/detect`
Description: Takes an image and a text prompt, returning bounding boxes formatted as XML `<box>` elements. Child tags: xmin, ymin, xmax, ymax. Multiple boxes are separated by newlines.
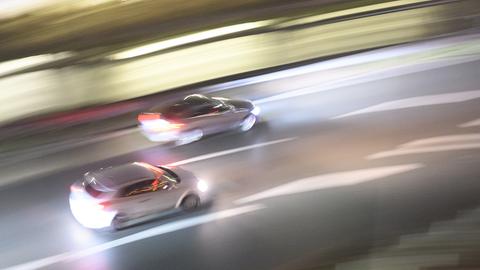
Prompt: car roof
<box><xmin>182</xmin><ymin>94</ymin><xmax>211</xmax><ymax>104</ymax></box>
<box><xmin>87</xmin><ymin>163</ymin><xmax>156</xmax><ymax>190</ymax></box>
<box><xmin>149</xmin><ymin>94</ymin><xmax>212</xmax><ymax>112</ymax></box>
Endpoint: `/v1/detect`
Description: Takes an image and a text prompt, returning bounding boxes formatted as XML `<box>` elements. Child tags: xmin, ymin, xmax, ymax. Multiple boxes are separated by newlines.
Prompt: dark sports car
<box><xmin>138</xmin><ymin>94</ymin><xmax>260</xmax><ymax>144</ymax></box>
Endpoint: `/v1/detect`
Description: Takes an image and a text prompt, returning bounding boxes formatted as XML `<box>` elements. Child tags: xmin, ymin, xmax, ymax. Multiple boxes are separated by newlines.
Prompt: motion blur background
<box><xmin>1</xmin><ymin>0</ymin><xmax>479</xmax><ymax>127</ymax></box>
<box><xmin>2</xmin><ymin>0</ymin><xmax>480</xmax><ymax>269</ymax></box>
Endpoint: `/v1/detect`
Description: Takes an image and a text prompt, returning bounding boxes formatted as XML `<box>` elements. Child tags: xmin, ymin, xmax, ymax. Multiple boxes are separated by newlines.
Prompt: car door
<box><xmin>149</xmin><ymin>176</ymin><xmax>182</xmax><ymax>212</ymax></box>
<box><xmin>206</xmin><ymin>102</ymin><xmax>239</xmax><ymax>133</ymax></box>
<box><xmin>114</xmin><ymin>179</ymin><xmax>161</xmax><ymax>219</ymax></box>
<box><xmin>193</xmin><ymin>102</ymin><xmax>239</xmax><ymax>133</ymax></box>
<box><xmin>182</xmin><ymin>104</ymin><xmax>219</xmax><ymax>135</ymax></box>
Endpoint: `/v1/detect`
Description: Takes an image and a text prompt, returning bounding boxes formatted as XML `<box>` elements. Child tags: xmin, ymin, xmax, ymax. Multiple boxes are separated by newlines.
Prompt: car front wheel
<box><xmin>181</xmin><ymin>195</ymin><xmax>200</xmax><ymax>211</ymax></box>
<box><xmin>240</xmin><ymin>114</ymin><xmax>256</xmax><ymax>132</ymax></box>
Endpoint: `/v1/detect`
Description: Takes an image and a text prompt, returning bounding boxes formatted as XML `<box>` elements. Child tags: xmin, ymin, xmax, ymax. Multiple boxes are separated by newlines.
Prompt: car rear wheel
<box><xmin>240</xmin><ymin>114</ymin><xmax>256</xmax><ymax>132</ymax></box>
<box><xmin>176</xmin><ymin>129</ymin><xmax>203</xmax><ymax>145</ymax></box>
<box><xmin>181</xmin><ymin>195</ymin><xmax>200</xmax><ymax>211</ymax></box>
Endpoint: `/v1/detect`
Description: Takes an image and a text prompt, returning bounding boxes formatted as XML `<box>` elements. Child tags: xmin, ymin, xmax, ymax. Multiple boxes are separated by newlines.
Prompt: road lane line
<box><xmin>167</xmin><ymin>137</ymin><xmax>296</xmax><ymax>166</ymax></box>
<box><xmin>459</xmin><ymin>118</ymin><xmax>480</xmax><ymax>128</ymax></box>
<box><xmin>399</xmin><ymin>134</ymin><xmax>480</xmax><ymax>148</ymax></box>
<box><xmin>3</xmin><ymin>204</ymin><xmax>264</xmax><ymax>270</ymax></box>
<box><xmin>235</xmin><ymin>164</ymin><xmax>423</xmax><ymax>204</ymax></box>
<box><xmin>332</xmin><ymin>90</ymin><xmax>480</xmax><ymax>119</ymax></box>
<box><xmin>367</xmin><ymin>133</ymin><xmax>480</xmax><ymax>159</ymax></box>
<box><xmin>367</xmin><ymin>143</ymin><xmax>480</xmax><ymax>160</ymax></box>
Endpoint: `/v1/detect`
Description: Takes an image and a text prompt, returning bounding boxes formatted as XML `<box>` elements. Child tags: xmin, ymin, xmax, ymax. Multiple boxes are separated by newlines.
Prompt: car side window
<box><xmin>120</xmin><ymin>179</ymin><xmax>173</xmax><ymax>197</ymax></box>
<box><xmin>189</xmin><ymin>104</ymin><xmax>212</xmax><ymax>117</ymax></box>
<box><xmin>214</xmin><ymin>103</ymin><xmax>230</xmax><ymax>113</ymax></box>
<box><xmin>190</xmin><ymin>102</ymin><xmax>230</xmax><ymax>117</ymax></box>
<box><xmin>121</xmin><ymin>180</ymin><xmax>155</xmax><ymax>197</ymax></box>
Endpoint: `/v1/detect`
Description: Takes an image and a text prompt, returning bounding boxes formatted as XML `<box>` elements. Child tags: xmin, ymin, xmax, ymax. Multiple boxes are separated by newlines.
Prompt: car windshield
<box><xmin>147</xmin><ymin>95</ymin><xmax>227</xmax><ymax>120</ymax></box>
<box><xmin>85</xmin><ymin>183</ymin><xmax>105</xmax><ymax>198</ymax></box>
<box><xmin>157</xmin><ymin>166</ymin><xmax>180</xmax><ymax>183</ymax></box>
<box><xmin>159</xmin><ymin>95</ymin><xmax>223</xmax><ymax>119</ymax></box>
<box><xmin>83</xmin><ymin>174</ymin><xmax>110</xmax><ymax>198</ymax></box>
<box><xmin>134</xmin><ymin>162</ymin><xmax>179</xmax><ymax>183</ymax></box>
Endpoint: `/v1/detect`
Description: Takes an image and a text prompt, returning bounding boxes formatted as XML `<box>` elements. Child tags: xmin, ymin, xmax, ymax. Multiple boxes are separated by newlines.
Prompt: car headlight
<box><xmin>197</xmin><ymin>180</ymin><xmax>209</xmax><ymax>192</ymax></box>
<box><xmin>251</xmin><ymin>106</ymin><xmax>261</xmax><ymax>116</ymax></box>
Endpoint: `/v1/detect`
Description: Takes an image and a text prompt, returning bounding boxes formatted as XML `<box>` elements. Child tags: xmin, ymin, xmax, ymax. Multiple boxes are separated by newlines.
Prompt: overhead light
<box><xmin>276</xmin><ymin>0</ymin><xmax>431</xmax><ymax>28</ymax></box>
<box><xmin>0</xmin><ymin>52</ymin><xmax>72</xmax><ymax>77</ymax></box>
<box><xmin>110</xmin><ymin>20</ymin><xmax>272</xmax><ymax>60</ymax></box>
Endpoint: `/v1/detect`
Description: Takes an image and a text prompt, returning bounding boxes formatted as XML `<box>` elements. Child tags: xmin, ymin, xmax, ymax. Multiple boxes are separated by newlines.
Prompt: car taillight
<box><xmin>138</xmin><ymin>113</ymin><xmax>161</xmax><ymax>122</ymax></box>
<box><xmin>96</xmin><ymin>201</ymin><xmax>110</xmax><ymax>210</ymax></box>
<box><xmin>139</xmin><ymin>116</ymin><xmax>183</xmax><ymax>131</ymax></box>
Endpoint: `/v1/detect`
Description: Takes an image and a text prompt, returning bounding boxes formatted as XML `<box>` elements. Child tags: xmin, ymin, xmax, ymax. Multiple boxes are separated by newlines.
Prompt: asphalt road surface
<box><xmin>1</xmin><ymin>54</ymin><xmax>480</xmax><ymax>269</ymax></box>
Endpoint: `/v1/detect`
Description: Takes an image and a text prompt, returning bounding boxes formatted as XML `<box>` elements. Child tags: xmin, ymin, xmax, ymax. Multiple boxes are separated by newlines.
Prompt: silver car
<box><xmin>69</xmin><ymin>162</ymin><xmax>211</xmax><ymax>230</ymax></box>
<box><xmin>138</xmin><ymin>94</ymin><xmax>260</xmax><ymax>144</ymax></box>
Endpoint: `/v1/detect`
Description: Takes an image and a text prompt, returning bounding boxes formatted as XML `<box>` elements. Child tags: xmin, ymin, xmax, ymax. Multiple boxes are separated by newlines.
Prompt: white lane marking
<box><xmin>235</xmin><ymin>164</ymin><xmax>423</xmax><ymax>204</ymax></box>
<box><xmin>332</xmin><ymin>90</ymin><xmax>480</xmax><ymax>119</ymax></box>
<box><xmin>367</xmin><ymin>143</ymin><xmax>480</xmax><ymax>160</ymax></box>
<box><xmin>167</xmin><ymin>137</ymin><xmax>296</xmax><ymax>166</ymax></box>
<box><xmin>253</xmin><ymin>85</ymin><xmax>328</xmax><ymax>104</ymax></box>
<box><xmin>399</xmin><ymin>134</ymin><xmax>480</xmax><ymax>148</ymax></box>
<box><xmin>367</xmin><ymin>133</ymin><xmax>480</xmax><ymax>159</ymax></box>
<box><xmin>459</xmin><ymin>118</ymin><xmax>480</xmax><ymax>128</ymax></box>
<box><xmin>3</xmin><ymin>204</ymin><xmax>264</xmax><ymax>270</ymax></box>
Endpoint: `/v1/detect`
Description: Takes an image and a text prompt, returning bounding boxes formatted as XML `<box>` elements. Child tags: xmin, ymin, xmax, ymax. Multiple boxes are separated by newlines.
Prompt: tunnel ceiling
<box><xmin>0</xmin><ymin>0</ymin><xmax>362</xmax><ymax>62</ymax></box>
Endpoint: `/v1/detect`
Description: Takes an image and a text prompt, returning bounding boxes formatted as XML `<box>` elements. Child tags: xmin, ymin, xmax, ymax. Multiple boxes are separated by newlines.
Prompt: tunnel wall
<box><xmin>0</xmin><ymin>0</ymin><xmax>479</xmax><ymax>124</ymax></box>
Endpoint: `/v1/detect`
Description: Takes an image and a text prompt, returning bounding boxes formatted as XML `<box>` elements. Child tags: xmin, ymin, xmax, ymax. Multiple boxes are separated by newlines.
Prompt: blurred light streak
<box><xmin>0</xmin><ymin>0</ymin><xmax>116</xmax><ymax>19</ymax></box>
<box><xmin>0</xmin><ymin>0</ymin><xmax>55</xmax><ymax>19</ymax></box>
<box><xmin>276</xmin><ymin>0</ymin><xmax>433</xmax><ymax>28</ymax></box>
<box><xmin>206</xmin><ymin>36</ymin><xmax>479</xmax><ymax>93</ymax></box>
<box><xmin>110</xmin><ymin>20</ymin><xmax>273</xmax><ymax>60</ymax></box>
<box><xmin>0</xmin><ymin>53</ymin><xmax>72</xmax><ymax>77</ymax></box>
